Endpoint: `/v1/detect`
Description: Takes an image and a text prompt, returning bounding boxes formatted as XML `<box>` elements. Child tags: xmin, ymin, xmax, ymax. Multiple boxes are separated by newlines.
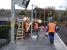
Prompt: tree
<box><xmin>18</xmin><ymin>10</ymin><xmax>26</xmax><ymax>15</ymax></box>
<box><xmin>44</xmin><ymin>7</ymin><xmax>55</xmax><ymax>21</ymax></box>
<box><xmin>33</xmin><ymin>7</ymin><xmax>44</xmax><ymax>20</ymax></box>
<box><xmin>62</xmin><ymin>9</ymin><xmax>67</xmax><ymax>26</ymax></box>
<box><xmin>18</xmin><ymin>10</ymin><xmax>31</xmax><ymax>16</ymax></box>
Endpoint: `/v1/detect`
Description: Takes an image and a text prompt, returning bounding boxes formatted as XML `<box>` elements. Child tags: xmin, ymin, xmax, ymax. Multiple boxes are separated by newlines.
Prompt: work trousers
<box><xmin>48</xmin><ymin>32</ymin><xmax>54</xmax><ymax>44</ymax></box>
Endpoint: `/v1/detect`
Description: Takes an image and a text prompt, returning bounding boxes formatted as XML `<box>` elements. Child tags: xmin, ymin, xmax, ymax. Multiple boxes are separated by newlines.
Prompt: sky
<box><xmin>0</xmin><ymin>0</ymin><xmax>67</xmax><ymax>10</ymax></box>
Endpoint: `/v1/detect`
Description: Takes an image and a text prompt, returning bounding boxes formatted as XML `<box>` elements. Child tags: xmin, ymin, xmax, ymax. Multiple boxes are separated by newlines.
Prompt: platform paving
<box><xmin>0</xmin><ymin>33</ymin><xmax>67</xmax><ymax>50</ymax></box>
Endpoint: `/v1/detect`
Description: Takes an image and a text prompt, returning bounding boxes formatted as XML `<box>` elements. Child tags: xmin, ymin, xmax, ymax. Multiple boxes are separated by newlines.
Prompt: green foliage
<box><xmin>18</xmin><ymin>10</ymin><xmax>31</xmax><ymax>17</ymax></box>
<box><xmin>18</xmin><ymin>11</ymin><xmax>26</xmax><ymax>15</ymax></box>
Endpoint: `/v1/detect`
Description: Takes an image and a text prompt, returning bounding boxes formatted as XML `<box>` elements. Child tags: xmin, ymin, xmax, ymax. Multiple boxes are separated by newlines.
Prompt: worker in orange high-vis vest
<box><xmin>47</xmin><ymin>20</ymin><xmax>57</xmax><ymax>44</ymax></box>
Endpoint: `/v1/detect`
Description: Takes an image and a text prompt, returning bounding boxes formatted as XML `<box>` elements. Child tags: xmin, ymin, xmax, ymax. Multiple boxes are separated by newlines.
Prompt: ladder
<box><xmin>16</xmin><ymin>18</ymin><xmax>23</xmax><ymax>40</ymax></box>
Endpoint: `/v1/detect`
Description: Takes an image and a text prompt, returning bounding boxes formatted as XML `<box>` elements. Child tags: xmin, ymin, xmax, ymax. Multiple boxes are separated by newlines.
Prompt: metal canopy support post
<box><xmin>11</xmin><ymin>0</ymin><xmax>15</xmax><ymax>43</ymax></box>
<box><xmin>9</xmin><ymin>0</ymin><xmax>16</xmax><ymax>50</ymax></box>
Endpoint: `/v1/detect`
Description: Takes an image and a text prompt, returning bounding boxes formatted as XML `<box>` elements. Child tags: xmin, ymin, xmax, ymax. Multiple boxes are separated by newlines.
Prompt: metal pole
<box><xmin>44</xmin><ymin>9</ymin><xmax>45</xmax><ymax>23</ymax></box>
<box><xmin>36</xmin><ymin>11</ymin><xmax>37</xmax><ymax>20</ymax></box>
<box><xmin>11</xmin><ymin>0</ymin><xmax>15</xmax><ymax>43</ymax></box>
<box><xmin>35</xmin><ymin>11</ymin><xmax>37</xmax><ymax>20</ymax></box>
<box><xmin>31</xmin><ymin>4</ymin><xmax>33</xmax><ymax>39</ymax></box>
<box><xmin>65</xmin><ymin>16</ymin><xmax>67</xmax><ymax>26</ymax></box>
<box><xmin>8</xmin><ymin>0</ymin><xmax>16</xmax><ymax>49</ymax></box>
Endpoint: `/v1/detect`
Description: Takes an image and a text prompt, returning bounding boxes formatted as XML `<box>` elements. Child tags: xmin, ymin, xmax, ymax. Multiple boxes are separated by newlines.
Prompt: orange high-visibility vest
<box><xmin>48</xmin><ymin>23</ymin><xmax>56</xmax><ymax>32</ymax></box>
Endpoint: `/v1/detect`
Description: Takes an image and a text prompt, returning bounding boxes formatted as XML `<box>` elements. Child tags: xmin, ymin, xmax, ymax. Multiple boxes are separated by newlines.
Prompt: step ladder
<box><xmin>16</xmin><ymin>19</ymin><xmax>23</xmax><ymax>40</ymax></box>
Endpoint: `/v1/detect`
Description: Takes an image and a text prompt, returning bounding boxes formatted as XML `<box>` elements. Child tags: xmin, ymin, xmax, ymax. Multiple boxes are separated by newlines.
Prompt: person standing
<box><xmin>41</xmin><ymin>23</ymin><xmax>47</xmax><ymax>38</ymax></box>
<box><xmin>33</xmin><ymin>22</ymin><xmax>39</xmax><ymax>39</ymax></box>
<box><xmin>23</xmin><ymin>21</ymin><xmax>31</xmax><ymax>40</ymax></box>
<box><xmin>47</xmin><ymin>20</ymin><xmax>57</xmax><ymax>44</ymax></box>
